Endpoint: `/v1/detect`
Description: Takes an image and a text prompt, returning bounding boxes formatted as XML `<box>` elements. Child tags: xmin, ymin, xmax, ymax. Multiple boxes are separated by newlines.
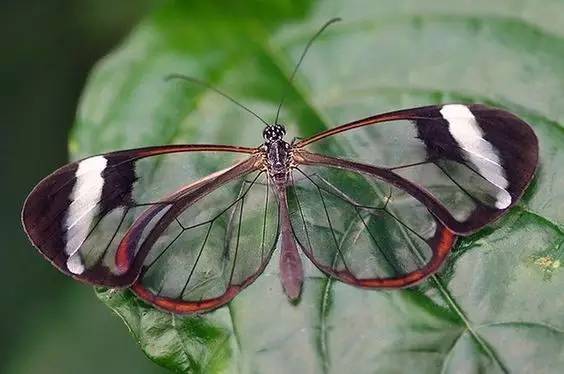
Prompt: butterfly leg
<box><xmin>290</xmin><ymin>136</ymin><xmax>304</xmax><ymax>145</ymax></box>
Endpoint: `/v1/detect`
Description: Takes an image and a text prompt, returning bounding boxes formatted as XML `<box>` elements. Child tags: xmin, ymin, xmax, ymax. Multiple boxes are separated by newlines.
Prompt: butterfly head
<box><xmin>263</xmin><ymin>124</ymin><xmax>286</xmax><ymax>144</ymax></box>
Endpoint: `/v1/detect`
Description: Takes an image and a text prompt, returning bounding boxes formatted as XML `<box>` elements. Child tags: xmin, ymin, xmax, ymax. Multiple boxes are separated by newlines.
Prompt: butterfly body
<box><xmin>261</xmin><ymin>124</ymin><xmax>304</xmax><ymax>299</ymax></box>
<box><xmin>263</xmin><ymin>124</ymin><xmax>292</xmax><ymax>190</ymax></box>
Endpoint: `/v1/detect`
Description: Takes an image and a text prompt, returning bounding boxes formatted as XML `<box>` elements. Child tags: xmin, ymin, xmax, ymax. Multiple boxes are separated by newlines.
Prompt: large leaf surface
<box><xmin>70</xmin><ymin>1</ymin><xmax>564</xmax><ymax>372</ymax></box>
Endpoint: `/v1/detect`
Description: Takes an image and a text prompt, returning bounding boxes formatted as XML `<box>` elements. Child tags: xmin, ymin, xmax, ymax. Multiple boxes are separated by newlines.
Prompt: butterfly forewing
<box><xmin>295</xmin><ymin>104</ymin><xmax>538</xmax><ymax>234</ymax></box>
<box><xmin>287</xmin><ymin>164</ymin><xmax>454</xmax><ymax>287</ymax></box>
<box><xmin>22</xmin><ymin>145</ymin><xmax>257</xmax><ymax>286</ymax></box>
<box><xmin>131</xmin><ymin>170</ymin><xmax>279</xmax><ymax>313</ymax></box>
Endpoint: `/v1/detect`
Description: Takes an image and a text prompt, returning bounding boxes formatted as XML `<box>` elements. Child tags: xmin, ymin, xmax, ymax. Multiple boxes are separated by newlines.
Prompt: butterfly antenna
<box><xmin>274</xmin><ymin>17</ymin><xmax>341</xmax><ymax>124</ymax></box>
<box><xmin>166</xmin><ymin>74</ymin><xmax>270</xmax><ymax>126</ymax></box>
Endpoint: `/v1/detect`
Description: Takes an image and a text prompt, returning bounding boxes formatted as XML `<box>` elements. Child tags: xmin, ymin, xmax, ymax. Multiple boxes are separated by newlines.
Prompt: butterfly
<box><xmin>21</xmin><ymin>19</ymin><xmax>538</xmax><ymax>314</ymax></box>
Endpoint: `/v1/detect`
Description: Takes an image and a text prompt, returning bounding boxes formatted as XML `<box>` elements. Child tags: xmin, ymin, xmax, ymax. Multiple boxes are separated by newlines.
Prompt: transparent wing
<box><xmin>288</xmin><ymin>164</ymin><xmax>455</xmax><ymax>287</ymax></box>
<box><xmin>21</xmin><ymin>145</ymin><xmax>260</xmax><ymax>286</ymax></box>
<box><xmin>128</xmin><ymin>170</ymin><xmax>279</xmax><ymax>313</ymax></box>
<box><xmin>295</xmin><ymin>104</ymin><xmax>538</xmax><ymax>234</ymax></box>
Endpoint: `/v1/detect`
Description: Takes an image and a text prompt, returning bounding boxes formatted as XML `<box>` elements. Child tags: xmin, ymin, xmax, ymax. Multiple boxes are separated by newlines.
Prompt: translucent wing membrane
<box><xmin>288</xmin><ymin>164</ymin><xmax>455</xmax><ymax>287</ymax></box>
<box><xmin>22</xmin><ymin>145</ymin><xmax>260</xmax><ymax>287</ymax></box>
<box><xmin>295</xmin><ymin>104</ymin><xmax>538</xmax><ymax>234</ymax></box>
<box><xmin>131</xmin><ymin>170</ymin><xmax>279</xmax><ymax>313</ymax></box>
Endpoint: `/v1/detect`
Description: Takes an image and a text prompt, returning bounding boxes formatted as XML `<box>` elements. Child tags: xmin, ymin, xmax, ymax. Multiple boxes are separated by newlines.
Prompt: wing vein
<box><xmin>180</xmin><ymin>221</ymin><xmax>214</xmax><ymax>298</ymax></box>
<box><xmin>228</xmin><ymin>193</ymin><xmax>245</xmax><ymax>286</ymax></box>
<box><xmin>315</xmin><ymin>180</ymin><xmax>353</xmax><ymax>274</ymax></box>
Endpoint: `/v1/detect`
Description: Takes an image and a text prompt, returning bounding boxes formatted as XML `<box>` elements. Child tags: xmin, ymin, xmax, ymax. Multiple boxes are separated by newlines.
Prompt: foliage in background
<box><xmin>0</xmin><ymin>1</ymin><xmax>167</xmax><ymax>373</ymax></box>
<box><xmin>71</xmin><ymin>1</ymin><xmax>564</xmax><ymax>372</ymax></box>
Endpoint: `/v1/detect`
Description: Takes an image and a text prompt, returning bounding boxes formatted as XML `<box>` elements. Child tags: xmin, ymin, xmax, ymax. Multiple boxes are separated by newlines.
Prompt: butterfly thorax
<box><xmin>263</xmin><ymin>125</ymin><xmax>291</xmax><ymax>188</ymax></box>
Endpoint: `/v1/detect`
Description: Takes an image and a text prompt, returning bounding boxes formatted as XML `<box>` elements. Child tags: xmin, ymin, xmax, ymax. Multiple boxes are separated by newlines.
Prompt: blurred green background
<box><xmin>0</xmin><ymin>1</ymin><xmax>166</xmax><ymax>373</ymax></box>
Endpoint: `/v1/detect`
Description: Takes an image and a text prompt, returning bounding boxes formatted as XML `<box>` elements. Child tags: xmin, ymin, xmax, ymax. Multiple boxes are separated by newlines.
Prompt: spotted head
<box><xmin>263</xmin><ymin>124</ymin><xmax>286</xmax><ymax>144</ymax></box>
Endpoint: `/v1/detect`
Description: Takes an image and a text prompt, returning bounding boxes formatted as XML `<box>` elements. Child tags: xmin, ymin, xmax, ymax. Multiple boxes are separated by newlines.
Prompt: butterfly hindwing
<box><xmin>287</xmin><ymin>164</ymin><xmax>455</xmax><ymax>288</ymax></box>
<box><xmin>130</xmin><ymin>170</ymin><xmax>279</xmax><ymax>313</ymax></box>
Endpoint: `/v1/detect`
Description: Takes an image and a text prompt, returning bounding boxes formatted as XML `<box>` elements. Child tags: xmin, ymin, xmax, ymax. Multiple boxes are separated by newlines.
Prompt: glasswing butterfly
<box><xmin>22</xmin><ymin>19</ymin><xmax>538</xmax><ymax>314</ymax></box>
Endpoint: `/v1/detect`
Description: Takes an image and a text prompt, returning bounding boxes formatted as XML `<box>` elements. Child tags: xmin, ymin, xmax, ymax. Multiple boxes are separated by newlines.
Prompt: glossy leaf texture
<box><xmin>72</xmin><ymin>1</ymin><xmax>564</xmax><ymax>373</ymax></box>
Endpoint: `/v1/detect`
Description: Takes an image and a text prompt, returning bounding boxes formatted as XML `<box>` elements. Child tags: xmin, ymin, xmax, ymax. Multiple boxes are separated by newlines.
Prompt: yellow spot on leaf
<box><xmin>534</xmin><ymin>256</ymin><xmax>554</xmax><ymax>270</ymax></box>
<box><xmin>531</xmin><ymin>256</ymin><xmax>561</xmax><ymax>281</ymax></box>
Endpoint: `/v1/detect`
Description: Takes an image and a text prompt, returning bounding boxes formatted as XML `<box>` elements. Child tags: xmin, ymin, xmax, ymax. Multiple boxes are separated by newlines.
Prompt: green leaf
<box><xmin>71</xmin><ymin>1</ymin><xmax>564</xmax><ymax>372</ymax></box>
